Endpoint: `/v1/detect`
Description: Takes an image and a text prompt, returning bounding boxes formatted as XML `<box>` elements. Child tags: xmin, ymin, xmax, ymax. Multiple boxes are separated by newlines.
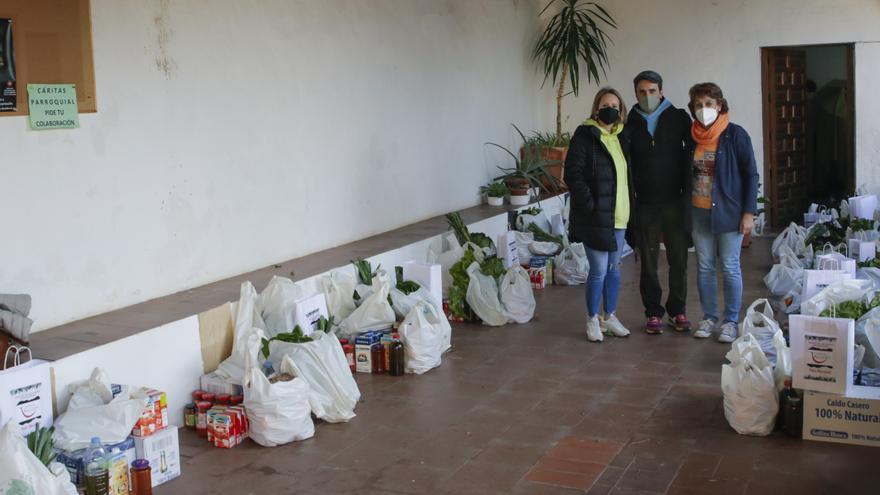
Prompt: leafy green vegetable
<box><xmin>261</xmin><ymin>325</ymin><xmax>313</xmax><ymax>358</ymax></box>
<box><xmin>469</xmin><ymin>232</ymin><xmax>496</xmax><ymax>252</ymax></box>
<box><xmin>396</xmin><ymin>280</ymin><xmax>421</xmax><ymax>295</ymax></box>
<box><xmin>446</xmin><ymin>212</ymin><xmax>472</xmax><ymax>246</ymax></box>
<box><xmin>447</xmin><ymin>247</ymin><xmax>479</xmax><ymax>320</ymax></box>
<box><xmin>818</xmin><ymin>296</ymin><xmax>880</xmax><ymax>319</ymax></box>
<box><xmin>479</xmin><ymin>256</ymin><xmax>506</xmax><ymax>280</ymax></box>
<box><xmin>520</xmin><ymin>206</ymin><xmax>542</xmax><ymax>216</ymax></box>
<box><xmin>351</xmin><ymin>258</ymin><xmax>380</xmax><ymax>285</ymax></box>
<box><xmin>849</xmin><ymin>218</ymin><xmax>876</xmax><ymax>232</ymax></box>
<box><xmin>26</xmin><ymin>426</ymin><xmax>57</xmax><ymax>467</ymax></box>
<box><xmin>527</xmin><ymin>223</ymin><xmax>563</xmax><ymax>245</ymax></box>
<box><xmin>316</xmin><ymin>315</ymin><xmax>336</xmax><ymax>333</ymax></box>
<box><xmin>858</xmin><ymin>257</ymin><xmax>880</xmax><ymax>269</ymax></box>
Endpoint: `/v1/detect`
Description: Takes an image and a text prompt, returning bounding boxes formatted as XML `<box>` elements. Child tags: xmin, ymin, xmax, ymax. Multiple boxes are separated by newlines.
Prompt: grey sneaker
<box><xmin>693</xmin><ymin>319</ymin><xmax>715</xmax><ymax>339</ymax></box>
<box><xmin>718</xmin><ymin>322</ymin><xmax>738</xmax><ymax>343</ymax></box>
<box><xmin>586</xmin><ymin>315</ymin><xmax>604</xmax><ymax>342</ymax></box>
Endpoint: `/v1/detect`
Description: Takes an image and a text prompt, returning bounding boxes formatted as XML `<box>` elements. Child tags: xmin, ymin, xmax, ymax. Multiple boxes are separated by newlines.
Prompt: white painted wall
<box><xmin>1</xmin><ymin>0</ymin><xmax>550</xmax><ymax>332</ymax></box>
<box><xmin>548</xmin><ymin>0</ymin><xmax>880</xmax><ymax>199</ymax></box>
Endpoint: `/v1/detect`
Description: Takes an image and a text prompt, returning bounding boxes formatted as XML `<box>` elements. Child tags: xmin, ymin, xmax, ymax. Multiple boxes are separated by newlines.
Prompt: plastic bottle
<box><xmin>84</xmin><ymin>437</ymin><xmax>109</xmax><ymax>495</ymax></box>
<box><xmin>262</xmin><ymin>360</ymin><xmax>275</xmax><ymax>377</ymax></box>
<box><xmin>130</xmin><ymin>459</ymin><xmax>153</xmax><ymax>495</ymax></box>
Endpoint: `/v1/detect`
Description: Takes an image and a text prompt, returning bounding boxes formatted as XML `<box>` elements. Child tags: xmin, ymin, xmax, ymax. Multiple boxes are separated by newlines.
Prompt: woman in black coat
<box><xmin>564</xmin><ymin>87</ymin><xmax>638</xmax><ymax>342</ymax></box>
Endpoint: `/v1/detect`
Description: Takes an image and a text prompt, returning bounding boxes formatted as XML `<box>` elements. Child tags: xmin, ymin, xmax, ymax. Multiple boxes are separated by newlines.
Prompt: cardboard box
<box><xmin>291</xmin><ymin>293</ymin><xmax>329</xmax><ymax>335</ymax></box>
<box><xmin>56</xmin><ymin>437</ymin><xmax>135</xmax><ymax>487</ymax></box>
<box><xmin>134</xmin><ymin>426</ymin><xmax>181</xmax><ymax>487</ymax></box>
<box><xmin>355</xmin><ymin>344</ymin><xmax>372</xmax><ymax>373</ymax></box>
<box><xmin>107</xmin><ymin>447</ymin><xmax>132</xmax><ymax>495</ymax></box>
<box><xmin>132</xmin><ymin>389</ymin><xmax>168</xmax><ymax>437</ymax></box>
<box><xmin>496</xmin><ymin>231</ymin><xmax>520</xmax><ymax>269</ymax></box>
<box><xmin>803</xmin><ymin>391</ymin><xmax>880</xmax><ymax>447</ymax></box>
<box><xmin>200</xmin><ymin>371</ymin><xmax>243</xmax><ymax>396</ymax></box>
<box><xmin>402</xmin><ymin>262</ymin><xmax>442</xmax><ymax>312</ymax></box>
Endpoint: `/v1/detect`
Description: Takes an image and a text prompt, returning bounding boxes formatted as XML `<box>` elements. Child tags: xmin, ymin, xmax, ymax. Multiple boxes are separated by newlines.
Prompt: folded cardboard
<box><xmin>803</xmin><ymin>391</ymin><xmax>880</xmax><ymax>447</ymax></box>
<box><xmin>200</xmin><ymin>371</ymin><xmax>243</xmax><ymax>396</ymax></box>
<box><xmin>291</xmin><ymin>293</ymin><xmax>329</xmax><ymax>335</ymax></box>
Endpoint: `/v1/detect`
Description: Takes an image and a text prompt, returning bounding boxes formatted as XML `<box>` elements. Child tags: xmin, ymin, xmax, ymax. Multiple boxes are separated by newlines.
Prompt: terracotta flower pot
<box><xmin>520</xmin><ymin>145</ymin><xmax>568</xmax><ymax>192</ymax></box>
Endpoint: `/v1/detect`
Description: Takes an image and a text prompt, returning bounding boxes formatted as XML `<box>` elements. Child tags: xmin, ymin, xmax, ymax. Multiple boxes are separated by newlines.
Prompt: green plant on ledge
<box><xmin>524</xmin><ymin>130</ymin><xmax>572</xmax><ymax>149</ymax></box>
<box><xmin>487</xmin><ymin>124</ymin><xmax>562</xmax><ymax>196</ymax></box>
<box><xmin>479</xmin><ymin>181</ymin><xmax>509</xmax><ymax>198</ymax></box>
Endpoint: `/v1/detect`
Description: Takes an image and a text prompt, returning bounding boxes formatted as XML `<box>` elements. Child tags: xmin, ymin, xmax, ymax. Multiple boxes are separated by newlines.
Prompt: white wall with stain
<box><xmin>1</xmin><ymin>0</ymin><xmax>550</xmax><ymax>331</ymax></box>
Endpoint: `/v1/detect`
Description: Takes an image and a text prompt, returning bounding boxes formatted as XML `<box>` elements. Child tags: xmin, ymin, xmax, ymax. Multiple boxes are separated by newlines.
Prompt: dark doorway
<box><xmin>761</xmin><ymin>44</ymin><xmax>855</xmax><ymax>228</ymax></box>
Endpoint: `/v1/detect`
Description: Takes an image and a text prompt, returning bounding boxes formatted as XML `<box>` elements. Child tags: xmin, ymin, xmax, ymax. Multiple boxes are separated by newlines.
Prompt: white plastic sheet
<box><xmin>243</xmin><ymin>355</ymin><xmax>314</xmax><ymax>447</ymax></box>
<box><xmin>320</xmin><ymin>270</ymin><xmax>357</xmax><ymax>320</ymax></box>
<box><xmin>267</xmin><ymin>331</ymin><xmax>360</xmax><ymax>423</ymax></box>
<box><xmin>398</xmin><ymin>302</ymin><xmax>452</xmax><ymax>375</ymax></box>
<box><xmin>529</xmin><ymin>241</ymin><xmax>560</xmax><ymax>256</ymax></box>
<box><xmin>259</xmin><ymin>276</ymin><xmax>305</xmax><ymax>337</ymax></box>
<box><xmin>500</xmin><ymin>266</ymin><xmax>536</xmax><ymax>324</ymax></box>
<box><xmin>771</xmin><ymin>222</ymin><xmax>807</xmax><ymax>258</ymax></box>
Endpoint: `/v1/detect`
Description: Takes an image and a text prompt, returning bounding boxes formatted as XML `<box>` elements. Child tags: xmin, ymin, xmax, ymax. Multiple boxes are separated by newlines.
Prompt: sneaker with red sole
<box><xmin>668</xmin><ymin>314</ymin><xmax>691</xmax><ymax>332</ymax></box>
<box><xmin>645</xmin><ymin>316</ymin><xmax>663</xmax><ymax>335</ymax></box>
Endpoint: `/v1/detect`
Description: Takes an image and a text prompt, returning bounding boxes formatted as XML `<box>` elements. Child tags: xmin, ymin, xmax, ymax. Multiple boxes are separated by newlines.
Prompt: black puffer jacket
<box><xmin>564</xmin><ymin>124</ymin><xmax>637</xmax><ymax>252</ymax></box>
<box><xmin>624</xmin><ymin>104</ymin><xmax>693</xmax><ymax>204</ymax></box>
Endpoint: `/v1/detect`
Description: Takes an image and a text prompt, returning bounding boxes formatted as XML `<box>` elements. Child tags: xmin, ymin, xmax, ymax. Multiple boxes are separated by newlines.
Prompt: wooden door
<box><xmin>762</xmin><ymin>48</ymin><xmax>808</xmax><ymax>228</ymax></box>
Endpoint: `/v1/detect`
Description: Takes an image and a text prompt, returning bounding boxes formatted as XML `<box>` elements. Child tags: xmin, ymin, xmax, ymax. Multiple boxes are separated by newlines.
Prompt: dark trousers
<box><xmin>637</xmin><ymin>201</ymin><xmax>689</xmax><ymax>318</ymax></box>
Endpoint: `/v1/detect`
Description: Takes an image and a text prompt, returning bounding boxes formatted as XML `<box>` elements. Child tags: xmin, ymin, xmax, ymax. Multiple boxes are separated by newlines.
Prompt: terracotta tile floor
<box><xmin>160</xmin><ymin>237</ymin><xmax>879</xmax><ymax>494</ymax></box>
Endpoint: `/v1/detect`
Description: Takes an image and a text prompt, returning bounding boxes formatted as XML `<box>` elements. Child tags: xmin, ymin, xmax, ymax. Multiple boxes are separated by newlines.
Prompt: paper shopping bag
<box><xmin>802</xmin><ymin>269</ymin><xmax>853</xmax><ymax>302</ymax></box>
<box><xmin>789</xmin><ymin>315</ymin><xmax>853</xmax><ymax>395</ymax></box>
<box><xmin>0</xmin><ymin>359</ymin><xmax>53</xmax><ymax>436</ymax></box>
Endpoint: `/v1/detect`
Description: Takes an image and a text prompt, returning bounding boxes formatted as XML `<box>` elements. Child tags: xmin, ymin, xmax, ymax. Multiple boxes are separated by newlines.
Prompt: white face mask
<box><xmin>696</xmin><ymin>107</ymin><xmax>719</xmax><ymax>126</ymax></box>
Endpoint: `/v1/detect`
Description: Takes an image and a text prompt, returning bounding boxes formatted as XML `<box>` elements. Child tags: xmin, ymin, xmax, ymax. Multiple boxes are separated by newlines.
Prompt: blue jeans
<box><xmin>584</xmin><ymin>229</ymin><xmax>626</xmax><ymax>317</ymax></box>
<box><xmin>691</xmin><ymin>207</ymin><xmax>744</xmax><ymax>324</ymax></box>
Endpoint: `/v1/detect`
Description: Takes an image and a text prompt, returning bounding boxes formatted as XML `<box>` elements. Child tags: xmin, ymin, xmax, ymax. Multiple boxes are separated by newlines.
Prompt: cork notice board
<box><xmin>0</xmin><ymin>0</ymin><xmax>96</xmax><ymax>117</ymax></box>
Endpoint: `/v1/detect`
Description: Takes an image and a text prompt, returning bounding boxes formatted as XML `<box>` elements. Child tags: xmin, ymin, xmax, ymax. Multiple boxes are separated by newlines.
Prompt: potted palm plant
<box><xmin>531</xmin><ymin>0</ymin><xmax>616</xmax><ymax>183</ymax></box>
<box><xmin>480</xmin><ymin>181</ymin><xmax>509</xmax><ymax>206</ymax></box>
<box><xmin>487</xmin><ymin>125</ymin><xmax>562</xmax><ymax>206</ymax></box>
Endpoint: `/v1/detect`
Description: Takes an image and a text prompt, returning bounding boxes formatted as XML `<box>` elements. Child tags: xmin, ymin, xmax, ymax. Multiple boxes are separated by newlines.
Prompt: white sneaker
<box><xmin>601</xmin><ymin>313</ymin><xmax>630</xmax><ymax>337</ymax></box>
<box><xmin>586</xmin><ymin>315</ymin><xmax>604</xmax><ymax>342</ymax></box>
<box><xmin>718</xmin><ymin>322</ymin><xmax>738</xmax><ymax>343</ymax></box>
<box><xmin>693</xmin><ymin>319</ymin><xmax>715</xmax><ymax>339</ymax></box>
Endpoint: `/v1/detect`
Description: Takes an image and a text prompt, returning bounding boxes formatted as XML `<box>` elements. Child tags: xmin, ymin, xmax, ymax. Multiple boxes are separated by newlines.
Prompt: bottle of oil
<box><xmin>84</xmin><ymin>437</ymin><xmax>109</xmax><ymax>495</ymax></box>
<box><xmin>389</xmin><ymin>340</ymin><xmax>405</xmax><ymax>376</ymax></box>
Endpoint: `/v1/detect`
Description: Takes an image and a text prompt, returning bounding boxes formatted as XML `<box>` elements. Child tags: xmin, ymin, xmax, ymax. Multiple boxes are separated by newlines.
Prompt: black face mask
<box><xmin>597</xmin><ymin>107</ymin><xmax>619</xmax><ymax>125</ymax></box>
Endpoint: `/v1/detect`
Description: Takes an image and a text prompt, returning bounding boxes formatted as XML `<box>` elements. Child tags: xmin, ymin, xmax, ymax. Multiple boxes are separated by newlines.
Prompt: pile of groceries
<box><xmin>721</xmin><ymin>193</ymin><xmax>880</xmax><ymax>446</ymax></box>
<box><xmin>186</xmin><ymin>391</ymin><xmax>248</xmax><ymax>449</ymax></box>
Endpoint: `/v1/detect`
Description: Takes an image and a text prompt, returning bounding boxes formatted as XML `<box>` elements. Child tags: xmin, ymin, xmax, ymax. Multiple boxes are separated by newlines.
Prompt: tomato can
<box><xmin>196</xmin><ymin>401</ymin><xmax>212</xmax><ymax>437</ymax></box>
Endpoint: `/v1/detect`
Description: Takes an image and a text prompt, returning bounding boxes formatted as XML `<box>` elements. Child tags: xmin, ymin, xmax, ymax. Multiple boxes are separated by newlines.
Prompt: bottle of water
<box><xmin>84</xmin><ymin>436</ymin><xmax>109</xmax><ymax>495</ymax></box>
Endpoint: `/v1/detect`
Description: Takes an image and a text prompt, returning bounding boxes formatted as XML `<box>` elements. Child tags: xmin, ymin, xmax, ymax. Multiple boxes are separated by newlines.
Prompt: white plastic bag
<box><xmin>739</xmin><ymin>299</ymin><xmax>782</xmax><ymax>364</ymax></box>
<box><xmin>389</xmin><ymin>286</ymin><xmax>440</xmax><ymax>321</ymax></box>
<box><xmin>243</xmin><ymin>355</ymin><xmax>314</xmax><ymax>447</ymax></box>
<box><xmin>554</xmin><ymin>242</ymin><xmax>589</xmax><ymax>285</ymax></box>
<box><xmin>800</xmin><ymin>278</ymin><xmax>874</xmax><ymax>316</ymax></box>
<box><xmin>772</xmin><ymin>330</ymin><xmax>792</xmax><ymax>391</ymax></box>
<box><xmin>721</xmin><ymin>334</ymin><xmax>778</xmax><ymax>436</ymax></box>
<box><xmin>515</xmin><ymin>212</ymin><xmax>551</xmax><ymax>233</ymax></box>
<box><xmin>856</xmin><ymin>308</ymin><xmax>880</xmax><ymax>369</ymax></box>
<box><xmin>53</xmin><ymin>369</ymin><xmax>149</xmax><ymax>451</ymax></box>
<box><xmin>398</xmin><ymin>302</ymin><xmax>452</xmax><ymax>375</ymax></box>
<box><xmin>320</xmin><ymin>270</ymin><xmax>357</xmax><ymax>320</ymax></box>
<box><xmin>856</xmin><ymin>267</ymin><xmax>880</xmax><ymax>290</ymax></box>
<box><xmin>465</xmin><ymin>262</ymin><xmax>508</xmax><ymax>326</ymax></box>
<box><xmin>427</xmin><ymin>232</ymin><xmax>465</xmax><ymax>297</ymax></box>
<box><xmin>771</xmin><ymin>222</ymin><xmax>807</xmax><ymax>258</ymax></box>
<box><xmin>216</xmin><ymin>282</ymin><xmax>267</xmax><ymax>385</ymax></box>
<box><xmin>529</xmin><ymin>241</ymin><xmax>560</xmax><ymax>256</ymax></box>
<box><xmin>267</xmin><ymin>331</ymin><xmax>360</xmax><ymax>423</ymax></box>
<box><xmin>259</xmin><ymin>276</ymin><xmax>305</xmax><ymax>337</ymax></box>
<box><xmin>500</xmin><ymin>266</ymin><xmax>536</xmax><ymax>324</ymax></box>
<box><xmin>338</xmin><ymin>277</ymin><xmax>396</xmax><ymax>338</ymax></box>
<box><xmin>764</xmin><ymin>250</ymin><xmax>804</xmax><ymax>296</ymax></box>
<box><xmin>515</xmin><ymin>231</ymin><xmax>534</xmax><ymax>267</ymax></box>
<box><xmin>0</xmin><ymin>421</ymin><xmax>78</xmax><ymax>495</ymax></box>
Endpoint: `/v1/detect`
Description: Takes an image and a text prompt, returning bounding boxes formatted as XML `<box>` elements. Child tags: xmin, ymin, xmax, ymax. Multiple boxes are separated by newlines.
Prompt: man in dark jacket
<box><xmin>625</xmin><ymin>71</ymin><xmax>693</xmax><ymax>335</ymax></box>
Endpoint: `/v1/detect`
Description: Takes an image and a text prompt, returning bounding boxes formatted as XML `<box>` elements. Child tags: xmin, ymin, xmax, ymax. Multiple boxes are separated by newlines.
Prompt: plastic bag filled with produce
<box><xmin>389</xmin><ymin>282</ymin><xmax>441</xmax><ymax>322</ymax></box>
<box><xmin>800</xmin><ymin>279</ymin><xmax>875</xmax><ymax>317</ymax></box>
<box><xmin>0</xmin><ymin>422</ymin><xmax>78</xmax><ymax>495</ymax></box>
<box><xmin>216</xmin><ymin>282</ymin><xmax>267</xmax><ymax>385</ymax></box>
<box><xmin>856</xmin><ymin>308</ymin><xmax>880</xmax><ymax>369</ymax></box>
<box><xmin>258</xmin><ymin>276</ymin><xmax>305</xmax><ymax>337</ymax></box>
<box><xmin>465</xmin><ymin>262</ymin><xmax>509</xmax><ymax>326</ymax></box>
<box><xmin>739</xmin><ymin>299</ymin><xmax>783</xmax><ymax>364</ymax></box>
<box><xmin>500</xmin><ymin>266</ymin><xmax>536</xmax><ymax>324</ymax></box>
<box><xmin>515</xmin><ymin>231</ymin><xmax>535</xmax><ymax>267</ymax></box>
<box><xmin>721</xmin><ymin>333</ymin><xmax>779</xmax><ymax>436</ymax></box>
<box><xmin>266</xmin><ymin>331</ymin><xmax>360</xmax><ymax>423</ymax></box>
<box><xmin>398</xmin><ymin>301</ymin><xmax>452</xmax><ymax>374</ymax></box>
<box><xmin>427</xmin><ymin>232</ymin><xmax>465</xmax><ymax>297</ymax></box>
<box><xmin>764</xmin><ymin>248</ymin><xmax>804</xmax><ymax>296</ymax></box>
<box><xmin>771</xmin><ymin>222</ymin><xmax>807</xmax><ymax>258</ymax></box>
<box><xmin>243</xmin><ymin>355</ymin><xmax>314</xmax><ymax>446</ymax></box>
<box><xmin>337</xmin><ymin>277</ymin><xmax>395</xmax><ymax>339</ymax></box>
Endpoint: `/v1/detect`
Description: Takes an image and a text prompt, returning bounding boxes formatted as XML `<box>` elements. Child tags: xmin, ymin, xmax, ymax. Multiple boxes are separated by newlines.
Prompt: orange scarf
<box><xmin>691</xmin><ymin>113</ymin><xmax>730</xmax><ymax>146</ymax></box>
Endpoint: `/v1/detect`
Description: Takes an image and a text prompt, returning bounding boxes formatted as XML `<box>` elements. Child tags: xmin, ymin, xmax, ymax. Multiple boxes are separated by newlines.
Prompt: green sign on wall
<box><xmin>27</xmin><ymin>83</ymin><xmax>79</xmax><ymax>130</ymax></box>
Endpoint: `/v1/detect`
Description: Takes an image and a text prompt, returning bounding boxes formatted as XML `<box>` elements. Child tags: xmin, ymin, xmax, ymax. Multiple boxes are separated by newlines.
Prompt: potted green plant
<box><xmin>531</xmin><ymin>0</ymin><xmax>616</xmax><ymax>181</ymax></box>
<box><xmin>523</xmin><ymin>130</ymin><xmax>572</xmax><ymax>190</ymax></box>
<box><xmin>480</xmin><ymin>181</ymin><xmax>509</xmax><ymax>206</ymax></box>
<box><xmin>487</xmin><ymin>124</ymin><xmax>562</xmax><ymax>206</ymax></box>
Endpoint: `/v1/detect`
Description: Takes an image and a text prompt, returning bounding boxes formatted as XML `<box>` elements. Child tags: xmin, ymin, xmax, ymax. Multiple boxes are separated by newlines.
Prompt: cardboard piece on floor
<box><xmin>803</xmin><ymin>391</ymin><xmax>880</xmax><ymax>447</ymax></box>
<box><xmin>197</xmin><ymin>302</ymin><xmax>235</xmax><ymax>373</ymax></box>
